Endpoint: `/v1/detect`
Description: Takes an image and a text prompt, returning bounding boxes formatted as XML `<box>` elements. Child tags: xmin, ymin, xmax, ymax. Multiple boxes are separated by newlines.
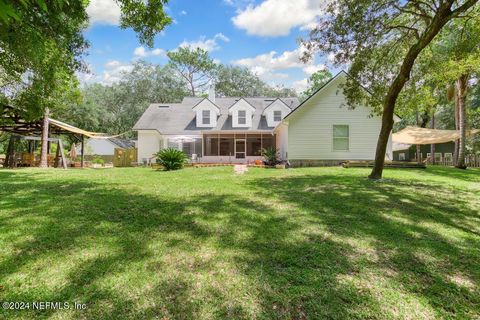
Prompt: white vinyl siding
<box><xmin>263</xmin><ymin>99</ymin><xmax>291</xmax><ymax>127</ymax></box>
<box><xmin>333</xmin><ymin>125</ymin><xmax>349</xmax><ymax>151</ymax></box>
<box><xmin>193</xmin><ymin>99</ymin><xmax>219</xmax><ymax>128</ymax></box>
<box><xmin>137</xmin><ymin>130</ymin><xmax>162</xmax><ymax>163</ymax></box>
<box><xmin>230</xmin><ymin>99</ymin><xmax>254</xmax><ymax>127</ymax></box>
<box><xmin>287</xmin><ymin>74</ymin><xmax>393</xmax><ymax>160</ymax></box>
<box><xmin>202</xmin><ymin>110</ymin><xmax>210</xmax><ymax>125</ymax></box>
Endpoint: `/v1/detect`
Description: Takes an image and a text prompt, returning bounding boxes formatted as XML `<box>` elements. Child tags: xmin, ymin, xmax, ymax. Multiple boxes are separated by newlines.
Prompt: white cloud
<box><xmin>234</xmin><ymin>46</ymin><xmax>310</xmax><ymax>72</ymax></box>
<box><xmin>101</xmin><ymin>60</ymin><xmax>133</xmax><ymax>85</ymax></box>
<box><xmin>223</xmin><ymin>0</ymin><xmax>254</xmax><ymax>8</ymax></box>
<box><xmin>87</xmin><ymin>0</ymin><xmax>121</xmax><ymax>25</ymax></box>
<box><xmin>180</xmin><ymin>10</ymin><xmax>187</xmax><ymax>15</ymax></box>
<box><xmin>133</xmin><ymin>46</ymin><xmax>165</xmax><ymax>58</ymax></box>
<box><xmin>303</xmin><ymin>63</ymin><xmax>326</xmax><ymax>76</ymax></box>
<box><xmin>179</xmin><ymin>33</ymin><xmax>230</xmax><ymax>52</ymax></box>
<box><xmin>232</xmin><ymin>0</ymin><xmax>325</xmax><ymax>36</ymax></box>
<box><xmin>292</xmin><ymin>78</ymin><xmax>309</xmax><ymax>93</ymax></box>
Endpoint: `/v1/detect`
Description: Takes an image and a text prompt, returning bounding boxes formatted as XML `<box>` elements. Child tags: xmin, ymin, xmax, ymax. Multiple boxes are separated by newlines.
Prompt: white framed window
<box><xmin>202</xmin><ymin>110</ymin><xmax>210</xmax><ymax>125</ymax></box>
<box><xmin>399</xmin><ymin>153</ymin><xmax>406</xmax><ymax>161</ymax></box>
<box><xmin>444</xmin><ymin>153</ymin><xmax>453</xmax><ymax>163</ymax></box>
<box><xmin>238</xmin><ymin>110</ymin><xmax>246</xmax><ymax>125</ymax></box>
<box><xmin>333</xmin><ymin>125</ymin><xmax>349</xmax><ymax>151</ymax></box>
<box><xmin>273</xmin><ymin>110</ymin><xmax>282</xmax><ymax>122</ymax></box>
<box><xmin>434</xmin><ymin>153</ymin><xmax>442</xmax><ymax>162</ymax></box>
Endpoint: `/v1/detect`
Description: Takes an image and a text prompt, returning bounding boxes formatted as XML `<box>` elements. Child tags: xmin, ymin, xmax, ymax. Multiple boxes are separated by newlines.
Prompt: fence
<box><xmin>113</xmin><ymin>148</ymin><xmax>138</xmax><ymax>167</ymax></box>
<box><xmin>424</xmin><ymin>154</ymin><xmax>480</xmax><ymax>168</ymax></box>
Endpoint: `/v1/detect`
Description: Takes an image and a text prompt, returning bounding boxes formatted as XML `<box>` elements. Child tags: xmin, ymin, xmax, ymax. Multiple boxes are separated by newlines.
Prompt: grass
<box><xmin>0</xmin><ymin>166</ymin><xmax>479</xmax><ymax>319</ymax></box>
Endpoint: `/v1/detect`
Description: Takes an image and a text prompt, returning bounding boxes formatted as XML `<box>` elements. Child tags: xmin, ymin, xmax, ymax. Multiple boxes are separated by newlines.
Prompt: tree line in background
<box><xmin>59</xmin><ymin>47</ymin><xmax>301</xmax><ymax>137</ymax></box>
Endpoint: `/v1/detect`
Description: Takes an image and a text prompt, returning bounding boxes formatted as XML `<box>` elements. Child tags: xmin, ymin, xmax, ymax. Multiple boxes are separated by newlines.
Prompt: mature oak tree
<box><xmin>304</xmin><ymin>0</ymin><xmax>479</xmax><ymax>179</ymax></box>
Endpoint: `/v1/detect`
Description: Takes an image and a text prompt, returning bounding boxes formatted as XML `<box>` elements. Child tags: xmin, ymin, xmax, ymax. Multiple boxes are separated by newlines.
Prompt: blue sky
<box><xmin>83</xmin><ymin>0</ymin><xmax>338</xmax><ymax>93</ymax></box>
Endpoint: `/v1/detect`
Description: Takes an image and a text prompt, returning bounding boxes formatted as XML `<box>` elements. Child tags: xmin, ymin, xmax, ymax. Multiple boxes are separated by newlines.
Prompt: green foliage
<box><xmin>92</xmin><ymin>157</ymin><xmax>105</xmax><ymax>165</ymax></box>
<box><xmin>215</xmin><ymin>65</ymin><xmax>268</xmax><ymax>97</ymax></box>
<box><xmin>0</xmin><ymin>0</ymin><xmax>171</xmax><ymax>118</ymax></box>
<box><xmin>304</xmin><ymin>0</ymin><xmax>480</xmax><ymax>115</ymax></box>
<box><xmin>215</xmin><ymin>65</ymin><xmax>297</xmax><ymax>98</ymax></box>
<box><xmin>116</xmin><ymin>0</ymin><xmax>172</xmax><ymax>47</ymax></box>
<box><xmin>301</xmin><ymin>69</ymin><xmax>333</xmax><ymax>100</ymax></box>
<box><xmin>167</xmin><ymin>47</ymin><xmax>217</xmax><ymax>96</ymax></box>
<box><xmin>59</xmin><ymin>61</ymin><xmax>189</xmax><ymax>136</ymax></box>
<box><xmin>155</xmin><ymin>148</ymin><xmax>188</xmax><ymax>170</ymax></box>
<box><xmin>261</xmin><ymin>147</ymin><xmax>279</xmax><ymax>166</ymax></box>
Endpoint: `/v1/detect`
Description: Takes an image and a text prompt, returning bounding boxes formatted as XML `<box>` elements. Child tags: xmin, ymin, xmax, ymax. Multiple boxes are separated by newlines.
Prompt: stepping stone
<box><xmin>234</xmin><ymin>164</ymin><xmax>248</xmax><ymax>174</ymax></box>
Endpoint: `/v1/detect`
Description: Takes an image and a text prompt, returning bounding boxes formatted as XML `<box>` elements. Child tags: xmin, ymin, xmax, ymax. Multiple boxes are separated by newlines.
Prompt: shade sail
<box><xmin>393</xmin><ymin>126</ymin><xmax>480</xmax><ymax>145</ymax></box>
<box><xmin>48</xmin><ymin>118</ymin><xmax>126</xmax><ymax>139</ymax></box>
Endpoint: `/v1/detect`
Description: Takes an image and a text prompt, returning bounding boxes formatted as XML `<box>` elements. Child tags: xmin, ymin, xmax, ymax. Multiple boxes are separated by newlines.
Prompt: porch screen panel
<box><xmin>194</xmin><ymin>139</ymin><xmax>202</xmax><ymax>157</ymax></box>
<box><xmin>219</xmin><ymin>134</ymin><xmax>234</xmax><ymax>156</ymax></box>
<box><xmin>247</xmin><ymin>134</ymin><xmax>262</xmax><ymax>156</ymax></box>
<box><xmin>262</xmin><ymin>134</ymin><xmax>275</xmax><ymax>150</ymax></box>
<box><xmin>182</xmin><ymin>142</ymin><xmax>192</xmax><ymax>156</ymax></box>
<box><xmin>204</xmin><ymin>134</ymin><xmax>219</xmax><ymax>156</ymax></box>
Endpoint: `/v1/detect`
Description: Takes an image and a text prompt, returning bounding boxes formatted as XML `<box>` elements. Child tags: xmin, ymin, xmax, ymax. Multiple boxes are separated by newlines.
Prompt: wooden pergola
<box><xmin>1</xmin><ymin>105</ymin><xmax>106</xmax><ymax>169</ymax></box>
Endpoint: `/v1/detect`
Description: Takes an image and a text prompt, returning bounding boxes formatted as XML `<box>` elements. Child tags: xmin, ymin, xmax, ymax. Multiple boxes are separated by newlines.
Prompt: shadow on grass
<box><xmin>0</xmin><ymin>169</ymin><xmax>478</xmax><ymax>319</ymax></box>
<box><xmin>248</xmin><ymin>173</ymin><xmax>480</xmax><ymax>318</ymax></box>
<box><xmin>424</xmin><ymin>165</ymin><xmax>480</xmax><ymax>182</ymax></box>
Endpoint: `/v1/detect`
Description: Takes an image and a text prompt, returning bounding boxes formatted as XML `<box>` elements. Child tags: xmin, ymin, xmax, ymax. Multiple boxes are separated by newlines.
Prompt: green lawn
<box><xmin>0</xmin><ymin>166</ymin><xmax>479</xmax><ymax>319</ymax></box>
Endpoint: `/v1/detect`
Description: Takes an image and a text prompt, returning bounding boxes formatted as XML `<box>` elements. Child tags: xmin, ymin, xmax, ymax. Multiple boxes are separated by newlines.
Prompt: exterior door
<box><xmin>235</xmin><ymin>139</ymin><xmax>246</xmax><ymax>159</ymax></box>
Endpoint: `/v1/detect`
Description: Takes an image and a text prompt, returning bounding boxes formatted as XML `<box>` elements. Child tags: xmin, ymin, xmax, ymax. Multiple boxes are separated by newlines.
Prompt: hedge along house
<box><xmin>133</xmin><ymin>95</ymin><xmax>299</xmax><ymax>164</ymax></box>
<box><xmin>274</xmin><ymin>71</ymin><xmax>399</xmax><ymax>166</ymax></box>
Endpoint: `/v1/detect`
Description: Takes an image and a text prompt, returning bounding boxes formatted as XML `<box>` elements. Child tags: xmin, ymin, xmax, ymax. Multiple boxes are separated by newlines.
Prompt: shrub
<box><xmin>261</xmin><ymin>147</ymin><xmax>279</xmax><ymax>166</ymax></box>
<box><xmin>92</xmin><ymin>157</ymin><xmax>105</xmax><ymax>165</ymax></box>
<box><xmin>155</xmin><ymin>148</ymin><xmax>188</xmax><ymax>170</ymax></box>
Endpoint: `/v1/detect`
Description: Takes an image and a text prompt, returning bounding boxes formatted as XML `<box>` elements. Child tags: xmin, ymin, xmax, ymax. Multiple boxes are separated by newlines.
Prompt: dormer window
<box><xmin>263</xmin><ymin>99</ymin><xmax>291</xmax><ymax>127</ymax></box>
<box><xmin>238</xmin><ymin>110</ymin><xmax>246</xmax><ymax>125</ymax></box>
<box><xmin>192</xmin><ymin>98</ymin><xmax>220</xmax><ymax>128</ymax></box>
<box><xmin>202</xmin><ymin>110</ymin><xmax>210</xmax><ymax>125</ymax></box>
<box><xmin>273</xmin><ymin>110</ymin><xmax>282</xmax><ymax>122</ymax></box>
<box><xmin>229</xmin><ymin>98</ymin><xmax>255</xmax><ymax>128</ymax></box>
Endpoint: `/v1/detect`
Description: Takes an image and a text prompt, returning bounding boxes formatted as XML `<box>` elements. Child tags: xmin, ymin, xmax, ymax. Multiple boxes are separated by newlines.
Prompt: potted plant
<box><xmin>261</xmin><ymin>147</ymin><xmax>280</xmax><ymax>167</ymax></box>
<box><xmin>92</xmin><ymin>157</ymin><xmax>105</xmax><ymax>168</ymax></box>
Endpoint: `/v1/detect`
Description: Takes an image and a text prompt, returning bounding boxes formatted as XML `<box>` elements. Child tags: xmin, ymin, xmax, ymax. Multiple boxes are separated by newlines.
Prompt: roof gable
<box><xmin>262</xmin><ymin>98</ymin><xmax>291</xmax><ymax>115</ymax></box>
<box><xmin>228</xmin><ymin>98</ymin><xmax>256</xmax><ymax>113</ymax></box>
<box><xmin>192</xmin><ymin>98</ymin><xmax>220</xmax><ymax>114</ymax></box>
<box><xmin>283</xmin><ymin>70</ymin><xmax>401</xmax><ymax>122</ymax></box>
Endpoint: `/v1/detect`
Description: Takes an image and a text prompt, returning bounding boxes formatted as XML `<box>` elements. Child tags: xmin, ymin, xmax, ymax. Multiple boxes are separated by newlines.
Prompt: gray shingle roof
<box><xmin>133</xmin><ymin>97</ymin><xmax>300</xmax><ymax>135</ymax></box>
<box><xmin>108</xmin><ymin>138</ymin><xmax>136</xmax><ymax>149</ymax></box>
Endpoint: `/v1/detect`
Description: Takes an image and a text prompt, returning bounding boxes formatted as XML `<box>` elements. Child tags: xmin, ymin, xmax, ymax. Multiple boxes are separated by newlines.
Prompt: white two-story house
<box><xmin>133</xmin><ymin>71</ymin><xmax>395</xmax><ymax>166</ymax></box>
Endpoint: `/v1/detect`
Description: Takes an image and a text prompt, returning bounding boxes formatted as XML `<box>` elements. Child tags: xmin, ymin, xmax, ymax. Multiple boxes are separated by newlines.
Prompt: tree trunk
<box><xmin>454</xmin><ymin>89</ymin><xmax>460</xmax><ymax>165</ymax></box>
<box><xmin>4</xmin><ymin>135</ymin><xmax>15</xmax><ymax>168</ymax></box>
<box><xmin>431</xmin><ymin>112</ymin><xmax>436</xmax><ymax>165</ymax></box>
<box><xmin>369</xmin><ymin>2</ymin><xmax>466</xmax><ymax>179</ymax></box>
<box><xmin>455</xmin><ymin>74</ymin><xmax>468</xmax><ymax>169</ymax></box>
<box><xmin>39</xmin><ymin>108</ymin><xmax>49</xmax><ymax>168</ymax></box>
<box><xmin>415</xmin><ymin>110</ymin><xmax>422</xmax><ymax>163</ymax></box>
<box><xmin>190</xmin><ymin>81</ymin><xmax>195</xmax><ymax>97</ymax></box>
